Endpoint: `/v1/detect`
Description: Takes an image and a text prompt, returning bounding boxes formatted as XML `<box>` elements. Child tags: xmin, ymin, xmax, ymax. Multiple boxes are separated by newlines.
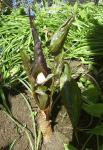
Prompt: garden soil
<box><xmin>0</xmin><ymin>91</ymin><xmax>73</xmax><ymax>150</ymax></box>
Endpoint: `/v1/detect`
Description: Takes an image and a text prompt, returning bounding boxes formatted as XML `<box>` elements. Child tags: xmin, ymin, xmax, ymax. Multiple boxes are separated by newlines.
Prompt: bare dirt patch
<box><xmin>0</xmin><ymin>91</ymin><xmax>73</xmax><ymax>150</ymax></box>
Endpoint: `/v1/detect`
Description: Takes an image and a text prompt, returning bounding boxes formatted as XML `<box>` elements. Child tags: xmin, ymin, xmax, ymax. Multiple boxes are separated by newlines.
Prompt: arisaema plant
<box><xmin>20</xmin><ymin>7</ymin><xmax>81</xmax><ymax>144</ymax></box>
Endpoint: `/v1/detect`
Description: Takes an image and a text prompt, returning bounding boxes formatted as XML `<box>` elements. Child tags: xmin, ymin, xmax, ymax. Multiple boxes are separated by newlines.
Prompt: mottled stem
<box><xmin>29</xmin><ymin>8</ymin><xmax>49</xmax><ymax>77</ymax></box>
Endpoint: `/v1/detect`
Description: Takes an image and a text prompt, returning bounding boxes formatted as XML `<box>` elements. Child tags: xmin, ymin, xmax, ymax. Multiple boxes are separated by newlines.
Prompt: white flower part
<box><xmin>36</xmin><ymin>72</ymin><xmax>46</xmax><ymax>84</ymax></box>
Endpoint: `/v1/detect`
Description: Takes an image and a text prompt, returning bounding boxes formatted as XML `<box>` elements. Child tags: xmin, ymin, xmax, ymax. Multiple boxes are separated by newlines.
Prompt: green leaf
<box><xmin>10</xmin><ymin>65</ymin><xmax>20</xmax><ymax>77</ymax></box>
<box><xmin>0</xmin><ymin>88</ymin><xmax>11</xmax><ymax>114</ymax></box>
<box><xmin>82</xmin><ymin>86</ymin><xmax>101</xmax><ymax>103</ymax></box>
<box><xmin>20</xmin><ymin>50</ymin><xmax>31</xmax><ymax>75</ymax></box>
<box><xmin>60</xmin><ymin>64</ymin><xmax>71</xmax><ymax>89</ymax></box>
<box><xmin>99</xmin><ymin>144</ymin><xmax>103</xmax><ymax>150</ymax></box>
<box><xmin>64</xmin><ymin>144</ymin><xmax>78</xmax><ymax>150</ymax></box>
<box><xmin>88</xmin><ymin>124</ymin><xmax>103</xmax><ymax>136</ymax></box>
<box><xmin>35</xmin><ymin>89</ymin><xmax>49</xmax><ymax>110</ymax></box>
<box><xmin>73</xmin><ymin>2</ymin><xmax>78</xmax><ymax>15</ymax></box>
<box><xmin>60</xmin><ymin>64</ymin><xmax>81</xmax><ymax>127</ymax></box>
<box><xmin>79</xmin><ymin>10</ymin><xmax>87</xmax><ymax>20</ymax></box>
<box><xmin>82</xmin><ymin>103</ymin><xmax>103</xmax><ymax>117</ymax></box>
